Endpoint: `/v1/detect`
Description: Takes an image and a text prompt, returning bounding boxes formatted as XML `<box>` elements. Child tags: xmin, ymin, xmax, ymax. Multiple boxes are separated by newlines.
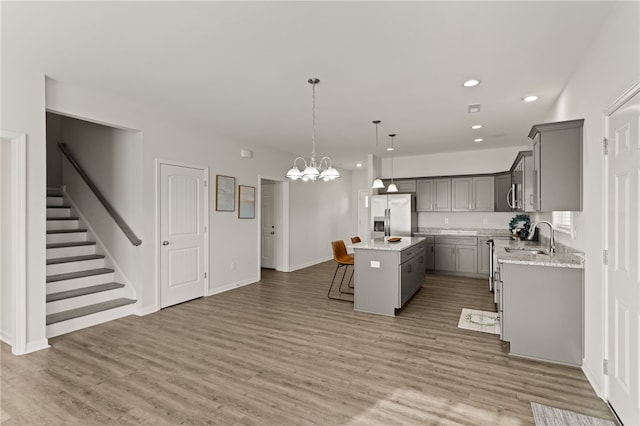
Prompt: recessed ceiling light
<box><xmin>523</xmin><ymin>95</ymin><xmax>539</xmax><ymax>102</ymax></box>
<box><xmin>471</xmin><ymin>124</ymin><xmax>483</xmax><ymax>130</ymax></box>
<box><xmin>474</xmin><ymin>138</ymin><xmax>484</xmax><ymax>143</ymax></box>
<box><xmin>356</xmin><ymin>162</ymin><xmax>363</xmax><ymax>168</ymax></box>
<box><xmin>386</xmin><ymin>147</ymin><xmax>394</xmax><ymax>151</ymax></box>
<box><xmin>463</xmin><ymin>79</ymin><xmax>481</xmax><ymax>87</ymax></box>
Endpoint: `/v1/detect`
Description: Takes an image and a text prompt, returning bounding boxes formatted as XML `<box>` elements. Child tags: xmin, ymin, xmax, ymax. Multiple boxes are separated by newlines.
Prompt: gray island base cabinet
<box><xmin>501</xmin><ymin>262</ymin><xmax>584</xmax><ymax>366</ymax></box>
<box><xmin>353</xmin><ymin>237</ymin><xmax>426</xmax><ymax>317</ymax></box>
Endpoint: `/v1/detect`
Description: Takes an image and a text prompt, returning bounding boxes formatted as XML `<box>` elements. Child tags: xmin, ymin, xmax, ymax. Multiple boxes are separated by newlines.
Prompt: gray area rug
<box><xmin>531</xmin><ymin>402</ymin><xmax>616</xmax><ymax>426</ymax></box>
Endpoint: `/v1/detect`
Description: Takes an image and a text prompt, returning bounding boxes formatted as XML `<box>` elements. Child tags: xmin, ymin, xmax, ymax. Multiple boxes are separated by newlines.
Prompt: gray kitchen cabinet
<box><xmin>477</xmin><ymin>238</ymin><xmax>491</xmax><ymax>275</ymax></box>
<box><xmin>500</xmin><ymin>262</ymin><xmax>583</xmax><ymax>366</ymax></box>
<box><xmin>494</xmin><ymin>172</ymin><xmax>512</xmax><ymax>212</ymax></box>
<box><xmin>509</xmin><ymin>151</ymin><xmax>535</xmax><ymax>212</ymax></box>
<box><xmin>529</xmin><ymin>119</ymin><xmax>584</xmax><ymax>211</ymax></box>
<box><xmin>378</xmin><ymin>179</ymin><xmax>417</xmax><ymax>194</ymax></box>
<box><xmin>425</xmin><ymin>243</ymin><xmax>435</xmax><ymax>269</ymax></box>
<box><xmin>417</xmin><ymin>178</ymin><xmax>451</xmax><ymax>211</ymax></box>
<box><xmin>452</xmin><ymin>177</ymin><xmax>494</xmax><ymax>212</ymax></box>
<box><xmin>434</xmin><ymin>236</ymin><xmax>477</xmax><ymax>273</ymax></box>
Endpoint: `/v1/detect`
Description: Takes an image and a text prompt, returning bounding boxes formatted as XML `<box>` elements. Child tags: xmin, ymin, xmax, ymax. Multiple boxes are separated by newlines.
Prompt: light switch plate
<box><xmin>370</xmin><ymin>260</ymin><xmax>380</xmax><ymax>268</ymax></box>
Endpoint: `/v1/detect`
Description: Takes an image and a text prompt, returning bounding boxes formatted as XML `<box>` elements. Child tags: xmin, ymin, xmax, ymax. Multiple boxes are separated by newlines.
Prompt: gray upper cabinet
<box><xmin>378</xmin><ymin>179</ymin><xmax>416</xmax><ymax>194</ymax></box>
<box><xmin>529</xmin><ymin>119</ymin><xmax>584</xmax><ymax>211</ymax></box>
<box><xmin>494</xmin><ymin>172</ymin><xmax>512</xmax><ymax>212</ymax></box>
<box><xmin>417</xmin><ymin>178</ymin><xmax>451</xmax><ymax>211</ymax></box>
<box><xmin>509</xmin><ymin>151</ymin><xmax>535</xmax><ymax>212</ymax></box>
<box><xmin>452</xmin><ymin>176</ymin><xmax>494</xmax><ymax>212</ymax></box>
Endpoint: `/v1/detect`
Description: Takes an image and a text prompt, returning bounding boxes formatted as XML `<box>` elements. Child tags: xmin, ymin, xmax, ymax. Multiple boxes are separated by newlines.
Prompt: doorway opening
<box><xmin>259</xmin><ymin>177</ymin><xmax>289</xmax><ymax>276</ymax></box>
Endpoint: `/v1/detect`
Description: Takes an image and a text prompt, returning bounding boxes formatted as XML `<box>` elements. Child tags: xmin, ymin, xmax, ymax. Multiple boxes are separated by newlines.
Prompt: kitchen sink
<box><xmin>504</xmin><ymin>247</ymin><xmax>548</xmax><ymax>255</ymax></box>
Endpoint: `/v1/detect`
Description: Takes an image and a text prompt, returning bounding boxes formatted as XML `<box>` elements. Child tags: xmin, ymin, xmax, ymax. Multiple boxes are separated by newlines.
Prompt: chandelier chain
<box><xmin>311</xmin><ymin>80</ymin><xmax>317</xmax><ymax>160</ymax></box>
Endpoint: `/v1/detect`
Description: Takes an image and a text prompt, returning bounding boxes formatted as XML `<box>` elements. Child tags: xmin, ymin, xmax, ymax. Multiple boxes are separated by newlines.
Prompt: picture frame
<box><xmin>216</xmin><ymin>175</ymin><xmax>236</xmax><ymax>211</ymax></box>
<box><xmin>238</xmin><ymin>185</ymin><xmax>256</xmax><ymax>219</ymax></box>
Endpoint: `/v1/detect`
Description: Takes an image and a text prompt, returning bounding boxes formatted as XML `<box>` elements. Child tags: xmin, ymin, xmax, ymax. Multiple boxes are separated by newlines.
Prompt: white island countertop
<box><xmin>352</xmin><ymin>236</ymin><xmax>425</xmax><ymax>252</ymax></box>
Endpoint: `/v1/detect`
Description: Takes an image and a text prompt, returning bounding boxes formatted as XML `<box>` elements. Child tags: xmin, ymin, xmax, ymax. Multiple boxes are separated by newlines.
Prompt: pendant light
<box><xmin>386</xmin><ymin>134</ymin><xmax>398</xmax><ymax>193</ymax></box>
<box><xmin>371</xmin><ymin>120</ymin><xmax>385</xmax><ymax>189</ymax></box>
<box><xmin>286</xmin><ymin>78</ymin><xmax>340</xmax><ymax>182</ymax></box>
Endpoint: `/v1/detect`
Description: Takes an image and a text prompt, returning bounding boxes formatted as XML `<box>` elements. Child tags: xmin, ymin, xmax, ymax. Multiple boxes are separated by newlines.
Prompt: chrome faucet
<box><xmin>527</xmin><ymin>221</ymin><xmax>555</xmax><ymax>254</ymax></box>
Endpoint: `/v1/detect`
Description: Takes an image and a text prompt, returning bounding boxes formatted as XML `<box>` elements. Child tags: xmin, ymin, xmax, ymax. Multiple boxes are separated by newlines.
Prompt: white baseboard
<box><xmin>287</xmin><ymin>256</ymin><xmax>332</xmax><ymax>272</ymax></box>
<box><xmin>135</xmin><ymin>304</ymin><xmax>157</xmax><ymax>316</ymax></box>
<box><xmin>207</xmin><ymin>277</ymin><xmax>259</xmax><ymax>296</ymax></box>
<box><xmin>25</xmin><ymin>339</ymin><xmax>50</xmax><ymax>354</ymax></box>
<box><xmin>583</xmin><ymin>360</ymin><xmax>604</xmax><ymax>399</ymax></box>
<box><xmin>0</xmin><ymin>330</ymin><xmax>12</xmax><ymax>347</ymax></box>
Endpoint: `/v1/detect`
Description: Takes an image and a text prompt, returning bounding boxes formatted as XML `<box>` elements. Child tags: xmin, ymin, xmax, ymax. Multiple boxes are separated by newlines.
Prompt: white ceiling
<box><xmin>2</xmin><ymin>1</ymin><xmax>614</xmax><ymax>169</ymax></box>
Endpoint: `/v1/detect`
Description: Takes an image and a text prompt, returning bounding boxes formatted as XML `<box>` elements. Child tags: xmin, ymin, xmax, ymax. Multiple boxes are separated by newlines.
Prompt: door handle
<box><xmin>270</xmin><ymin>231</ymin><xmax>275</xmax><ymax>235</ymax></box>
<box><xmin>506</xmin><ymin>186</ymin><xmax>514</xmax><ymax>208</ymax></box>
<box><xmin>162</xmin><ymin>241</ymin><xmax>170</xmax><ymax>246</ymax></box>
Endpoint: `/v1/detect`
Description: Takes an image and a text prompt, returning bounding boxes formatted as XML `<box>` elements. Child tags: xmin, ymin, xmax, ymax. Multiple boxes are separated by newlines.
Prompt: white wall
<box><xmin>45</xmin><ymin>78</ymin><xmax>353</xmax><ymax>315</ymax></box>
<box><xmin>60</xmin><ymin>117</ymin><xmax>143</xmax><ymax>295</ymax></box>
<box><xmin>534</xmin><ymin>2</ymin><xmax>640</xmax><ymax>396</ymax></box>
<box><xmin>289</xmin><ymin>169</ymin><xmax>353</xmax><ymax>270</ymax></box>
<box><xmin>0</xmin><ymin>65</ymin><xmax>48</xmax><ymax>352</ymax></box>
<box><xmin>0</xmin><ymin>138</ymin><xmax>13</xmax><ymax>343</ymax></box>
<box><xmin>45</xmin><ymin>112</ymin><xmax>63</xmax><ymax>188</ymax></box>
<box><xmin>382</xmin><ymin>146</ymin><xmax>528</xmax><ymax>178</ymax></box>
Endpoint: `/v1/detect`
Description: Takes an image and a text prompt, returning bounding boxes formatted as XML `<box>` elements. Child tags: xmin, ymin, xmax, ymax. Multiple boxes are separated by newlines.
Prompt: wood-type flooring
<box><xmin>1</xmin><ymin>261</ymin><xmax>616</xmax><ymax>425</ymax></box>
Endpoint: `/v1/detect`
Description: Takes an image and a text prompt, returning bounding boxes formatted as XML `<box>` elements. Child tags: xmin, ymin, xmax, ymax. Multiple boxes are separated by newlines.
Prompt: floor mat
<box><xmin>531</xmin><ymin>402</ymin><xmax>616</xmax><ymax>426</ymax></box>
<box><xmin>457</xmin><ymin>308</ymin><xmax>500</xmax><ymax>335</ymax></box>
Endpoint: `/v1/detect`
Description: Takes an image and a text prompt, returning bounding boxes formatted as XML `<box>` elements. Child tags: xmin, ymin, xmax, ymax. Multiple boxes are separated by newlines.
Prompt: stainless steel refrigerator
<box><xmin>371</xmin><ymin>194</ymin><xmax>417</xmax><ymax>238</ymax></box>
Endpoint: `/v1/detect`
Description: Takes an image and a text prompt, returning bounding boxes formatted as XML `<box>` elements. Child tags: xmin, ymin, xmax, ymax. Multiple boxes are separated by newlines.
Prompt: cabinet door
<box><xmin>416</xmin><ymin>180</ymin><xmax>434</xmax><ymax>211</ymax></box>
<box><xmin>435</xmin><ymin>244</ymin><xmax>456</xmax><ymax>271</ymax></box>
<box><xmin>456</xmin><ymin>245</ymin><xmax>478</xmax><ymax>273</ymax></box>
<box><xmin>425</xmin><ymin>243</ymin><xmax>435</xmax><ymax>269</ymax></box>
<box><xmin>451</xmin><ymin>178</ymin><xmax>472</xmax><ymax>211</ymax></box>
<box><xmin>522</xmin><ymin>154</ymin><xmax>535</xmax><ymax>212</ymax></box>
<box><xmin>433</xmin><ymin>179</ymin><xmax>451</xmax><ymax>211</ymax></box>
<box><xmin>494</xmin><ymin>172</ymin><xmax>512</xmax><ymax>212</ymax></box>
<box><xmin>532</xmin><ymin>136</ymin><xmax>541</xmax><ymax>211</ymax></box>
<box><xmin>478</xmin><ymin>239</ymin><xmax>491</xmax><ymax>275</ymax></box>
<box><xmin>473</xmin><ymin>176</ymin><xmax>494</xmax><ymax>211</ymax></box>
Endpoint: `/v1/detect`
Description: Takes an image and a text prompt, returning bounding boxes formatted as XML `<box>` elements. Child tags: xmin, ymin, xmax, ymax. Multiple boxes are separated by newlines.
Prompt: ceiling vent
<box><xmin>468</xmin><ymin>103</ymin><xmax>481</xmax><ymax>113</ymax></box>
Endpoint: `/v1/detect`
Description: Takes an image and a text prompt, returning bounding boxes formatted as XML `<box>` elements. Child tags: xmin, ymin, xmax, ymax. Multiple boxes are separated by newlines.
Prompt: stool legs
<box><xmin>328</xmin><ymin>263</ymin><xmax>354</xmax><ymax>300</ymax></box>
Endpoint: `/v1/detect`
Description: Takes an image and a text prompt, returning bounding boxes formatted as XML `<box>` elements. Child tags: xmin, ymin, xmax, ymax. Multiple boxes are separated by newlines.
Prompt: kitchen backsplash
<box><xmin>418</xmin><ymin>212</ymin><xmax>520</xmax><ymax>229</ymax></box>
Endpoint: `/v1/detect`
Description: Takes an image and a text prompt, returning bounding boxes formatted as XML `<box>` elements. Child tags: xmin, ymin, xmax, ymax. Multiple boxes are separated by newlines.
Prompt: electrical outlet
<box><xmin>370</xmin><ymin>261</ymin><xmax>380</xmax><ymax>268</ymax></box>
<box><xmin>230</xmin><ymin>261</ymin><xmax>236</xmax><ymax>270</ymax></box>
<box><xmin>444</xmin><ymin>218</ymin><xmax>449</xmax><ymax>224</ymax></box>
<box><xmin>483</xmin><ymin>218</ymin><xmax>489</xmax><ymax>225</ymax></box>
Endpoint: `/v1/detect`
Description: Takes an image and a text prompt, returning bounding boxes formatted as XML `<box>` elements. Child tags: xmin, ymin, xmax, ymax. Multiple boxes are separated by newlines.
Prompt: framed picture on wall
<box><xmin>216</xmin><ymin>175</ymin><xmax>236</xmax><ymax>211</ymax></box>
<box><xmin>238</xmin><ymin>185</ymin><xmax>255</xmax><ymax>219</ymax></box>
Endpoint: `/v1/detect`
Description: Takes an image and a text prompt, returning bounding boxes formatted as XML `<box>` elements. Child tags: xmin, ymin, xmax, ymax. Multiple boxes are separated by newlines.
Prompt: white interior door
<box><xmin>261</xmin><ymin>181</ymin><xmax>276</xmax><ymax>269</ymax></box>
<box><xmin>607</xmin><ymin>87</ymin><xmax>640</xmax><ymax>425</ymax></box>
<box><xmin>160</xmin><ymin>163</ymin><xmax>207</xmax><ymax>308</ymax></box>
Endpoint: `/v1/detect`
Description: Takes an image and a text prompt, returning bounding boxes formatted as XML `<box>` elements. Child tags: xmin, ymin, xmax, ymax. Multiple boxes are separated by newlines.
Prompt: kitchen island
<box><xmin>352</xmin><ymin>237</ymin><xmax>426</xmax><ymax>316</ymax></box>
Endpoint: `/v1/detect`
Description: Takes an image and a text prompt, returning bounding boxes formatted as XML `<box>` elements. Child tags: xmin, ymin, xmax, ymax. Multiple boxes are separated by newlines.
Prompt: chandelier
<box><xmin>371</xmin><ymin>120</ymin><xmax>385</xmax><ymax>189</ymax></box>
<box><xmin>286</xmin><ymin>78</ymin><xmax>340</xmax><ymax>182</ymax></box>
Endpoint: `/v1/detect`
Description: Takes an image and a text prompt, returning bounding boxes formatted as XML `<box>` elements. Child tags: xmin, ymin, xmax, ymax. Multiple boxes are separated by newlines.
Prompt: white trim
<box><xmin>602</xmin><ymin>81</ymin><xmax>640</xmax><ymax>402</ymax></box>
<box><xmin>155</xmin><ymin>159</ymin><xmax>209</xmax><ymax>311</ymax></box>
<box><xmin>207</xmin><ymin>277</ymin><xmax>259</xmax><ymax>296</ymax></box>
<box><xmin>1</xmin><ymin>130</ymin><xmax>29</xmax><ymax>355</ymax></box>
<box><xmin>287</xmin><ymin>256</ymin><xmax>332</xmax><ymax>273</ymax></box>
<box><xmin>583</xmin><ymin>362</ymin><xmax>604</xmax><ymax>399</ymax></box>
<box><xmin>25</xmin><ymin>338</ymin><xmax>50</xmax><ymax>354</ymax></box>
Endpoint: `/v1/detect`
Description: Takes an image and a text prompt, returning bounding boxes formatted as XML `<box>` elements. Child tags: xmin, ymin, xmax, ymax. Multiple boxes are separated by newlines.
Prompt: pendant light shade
<box><xmin>371</xmin><ymin>120</ymin><xmax>385</xmax><ymax>189</ymax></box>
<box><xmin>286</xmin><ymin>78</ymin><xmax>340</xmax><ymax>182</ymax></box>
<box><xmin>387</xmin><ymin>134</ymin><xmax>398</xmax><ymax>192</ymax></box>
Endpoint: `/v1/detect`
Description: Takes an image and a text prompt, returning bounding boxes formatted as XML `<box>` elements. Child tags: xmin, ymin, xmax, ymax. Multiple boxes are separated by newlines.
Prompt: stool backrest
<box><xmin>351</xmin><ymin>236</ymin><xmax>361</xmax><ymax>243</ymax></box>
<box><xmin>331</xmin><ymin>240</ymin><xmax>352</xmax><ymax>264</ymax></box>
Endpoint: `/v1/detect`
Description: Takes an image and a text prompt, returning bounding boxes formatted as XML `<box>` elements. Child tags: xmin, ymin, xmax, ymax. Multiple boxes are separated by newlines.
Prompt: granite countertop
<box><xmin>352</xmin><ymin>236</ymin><xmax>426</xmax><ymax>252</ymax></box>
<box><xmin>413</xmin><ymin>227</ymin><xmax>513</xmax><ymax>238</ymax></box>
<box><xmin>494</xmin><ymin>239</ymin><xmax>584</xmax><ymax>269</ymax></box>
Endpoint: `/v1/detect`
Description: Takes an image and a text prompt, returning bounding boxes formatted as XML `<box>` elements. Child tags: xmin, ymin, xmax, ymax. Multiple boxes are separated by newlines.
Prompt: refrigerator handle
<box><xmin>384</xmin><ymin>208</ymin><xmax>391</xmax><ymax>237</ymax></box>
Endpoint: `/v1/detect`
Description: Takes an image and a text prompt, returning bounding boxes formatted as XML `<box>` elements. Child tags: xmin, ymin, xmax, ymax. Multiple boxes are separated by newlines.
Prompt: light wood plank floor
<box><xmin>2</xmin><ymin>262</ymin><xmax>616</xmax><ymax>425</ymax></box>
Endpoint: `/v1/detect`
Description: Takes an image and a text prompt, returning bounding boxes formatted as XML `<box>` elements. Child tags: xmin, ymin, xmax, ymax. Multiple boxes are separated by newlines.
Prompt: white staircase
<box><xmin>46</xmin><ymin>191</ymin><xmax>136</xmax><ymax>338</ymax></box>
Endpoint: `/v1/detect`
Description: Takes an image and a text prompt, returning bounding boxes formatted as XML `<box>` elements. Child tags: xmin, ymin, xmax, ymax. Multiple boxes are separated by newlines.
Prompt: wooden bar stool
<box><xmin>328</xmin><ymin>240</ymin><xmax>354</xmax><ymax>300</ymax></box>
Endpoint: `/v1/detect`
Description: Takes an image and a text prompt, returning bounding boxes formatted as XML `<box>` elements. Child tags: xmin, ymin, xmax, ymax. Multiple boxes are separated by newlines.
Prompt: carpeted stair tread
<box><xmin>46</xmin><ymin>298</ymin><xmax>136</xmax><ymax>325</ymax></box>
<box><xmin>47</xmin><ymin>282</ymin><xmax>125</xmax><ymax>302</ymax></box>
<box><xmin>46</xmin><ymin>216</ymin><xmax>79</xmax><ymax>221</ymax></box>
<box><xmin>47</xmin><ymin>228</ymin><xmax>87</xmax><ymax>234</ymax></box>
<box><xmin>47</xmin><ymin>268</ymin><xmax>114</xmax><ymax>283</ymax></box>
<box><xmin>46</xmin><ymin>241</ymin><xmax>96</xmax><ymax>249</ymax></box>
<box><xmin>47</xmin><ymin>254</ymin><xmax>105</xmax><ymax>265</ymax></box>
